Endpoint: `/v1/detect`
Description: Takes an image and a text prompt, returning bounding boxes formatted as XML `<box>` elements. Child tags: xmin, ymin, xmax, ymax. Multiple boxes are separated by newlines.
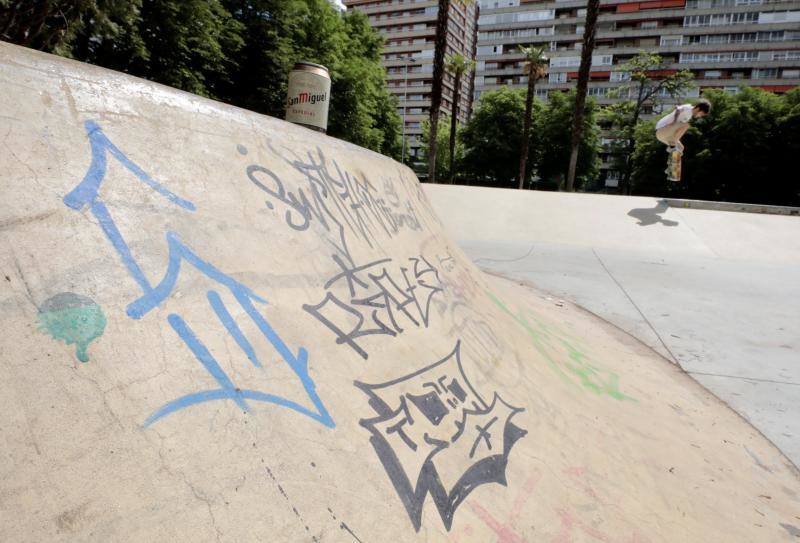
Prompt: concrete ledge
<box><xmin>664</xmin><ymin>198</ymin><xmax>800</xmax><ymax>216</ymax></box>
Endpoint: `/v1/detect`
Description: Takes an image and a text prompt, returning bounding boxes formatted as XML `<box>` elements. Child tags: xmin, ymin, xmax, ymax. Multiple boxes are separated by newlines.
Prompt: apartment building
<box><xmin>475</xmin><ymin>0</ymin><xmax>800</xmax><ymax>187</ymax></box>
<box><xmin>344</xmin><ymin>0</ymin><xmax>480</xmax><ymax>172</ymax></box>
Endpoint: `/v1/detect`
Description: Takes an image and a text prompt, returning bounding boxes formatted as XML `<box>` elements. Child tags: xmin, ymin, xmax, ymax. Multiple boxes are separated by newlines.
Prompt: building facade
<box><xmin>344</xmin><ymin>0</ymin><xmax>480</xmax><ymax>171</ymax></box>
<box><xmin>475</xmin><ymin>0</ymin><xmax>800</xmax><ymax>187</ymax></box>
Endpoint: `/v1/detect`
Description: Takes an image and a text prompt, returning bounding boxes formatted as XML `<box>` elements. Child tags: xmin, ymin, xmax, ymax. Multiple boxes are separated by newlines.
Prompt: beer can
<box><xmin>285</xmin><ymin>62</ymin><xmax>331</xmax><ymax>133</ymax></box>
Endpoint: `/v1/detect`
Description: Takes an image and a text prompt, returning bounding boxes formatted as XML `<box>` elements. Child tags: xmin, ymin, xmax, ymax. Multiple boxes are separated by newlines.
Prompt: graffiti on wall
<box><xmin>425</xmin><ymin>247</ymin><xmax>505</xmax><ymax>365</ymax></box>
<box><xmin>303</xmin><ymin>254</ymin><xmax>442</xmax><ymax>360</ymax></box>
<box><xmin>64</xmin><ymin>121</ymin><xmax>334</xmax><ymax>428</ymax></box>
<box><xmin>355</xmin><ymin>341</ymin><xmax>527</xmax><ymax>531</ymax></box>
<box><xmin>244</xmin><ymin>144</ymin><xmax>428</xmax><ymax>267</ymax></box>
<box><xmin>38</xmin><ymin>292</ymin><xmax>106</xmax><ymax>363</ymax></box>
<box><xmin>487</xmin><ymin>290</ymin><xmax>635</xmax><ymax>401</ymax></box>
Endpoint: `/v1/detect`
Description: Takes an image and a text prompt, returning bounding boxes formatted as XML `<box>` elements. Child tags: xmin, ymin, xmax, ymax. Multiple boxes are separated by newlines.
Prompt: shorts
<box><xmin>656</xmin><ymin>125</ymin><xmax>681</xmax><ymax>146</ymax></box>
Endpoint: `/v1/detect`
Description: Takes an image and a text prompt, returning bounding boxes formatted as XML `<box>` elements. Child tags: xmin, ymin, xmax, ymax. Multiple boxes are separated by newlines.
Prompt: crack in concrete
<box><xmin>149</xmin><ymin>436</ymin><xmax>223</xmax><ymax>543</ymax></box>
<box><xmin>474</xmin><ymin>244</ymin><xmax>536</xmax><ymax>265</ymax></box>
<box><xmin>68</xmin><ymin>366</ymin><xmax>125</xmax><ymax>431</ymax></box>
<box><xmin>0</xmin><ymin>209</ymin><xmax>59</xmax><ymax>232</ymax></box>
<box><xmin>591</xmin><ymin>248</ymin><xmax>681</xmax><ymax>366</ymax></box>
<box><xmin>688</xmin><ymin>371</ymin><xmax>800</xmax><ymax>387</ymax></box>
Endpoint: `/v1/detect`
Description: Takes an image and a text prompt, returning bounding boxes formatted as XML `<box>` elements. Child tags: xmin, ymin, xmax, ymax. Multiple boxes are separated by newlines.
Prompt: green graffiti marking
<box><xmin>487</xmin><ymin>290</ymin><xmax>635</xmax><ymax>401</ymax></box>
<box><xmin>38</xmin><ymin>293</ymin><xmax>106</xmax><ymax>363</ymax></box>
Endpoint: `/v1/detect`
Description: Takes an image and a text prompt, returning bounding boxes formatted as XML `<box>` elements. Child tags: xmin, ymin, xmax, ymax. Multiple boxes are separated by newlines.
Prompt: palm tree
<box><xmin>566</xmin><ymin>0</ymin><xmax>601</xmax><ymax>191</ymax></box>
<box><xmin>518</xmin><ymin>45</ymin><xmax>548</xmax><ymax>189</ymax></box>
<box><xmin>428</xmin><ymin>0</ymin><xmax>472</xmax><ymax>184</ymax></box>
<box><xmin>445</xmin><ymin>53</ymin><xmax>475</xmax><ymax>184</ymax></box>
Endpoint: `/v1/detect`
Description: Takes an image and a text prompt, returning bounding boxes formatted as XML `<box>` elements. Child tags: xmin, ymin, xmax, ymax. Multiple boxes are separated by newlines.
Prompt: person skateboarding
<box><xmin>655</xmin><ymin>98</ymin><xmax>711</xmax><ymax>181</ymax></box>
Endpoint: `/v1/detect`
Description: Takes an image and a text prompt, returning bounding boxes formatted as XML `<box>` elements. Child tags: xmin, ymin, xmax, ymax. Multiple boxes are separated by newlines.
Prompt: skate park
<box><xmin>1</xmin><ymin>42</ymin><xmax>800</xmax><ymax>542</ymax></box>
<box><xmin>425</xmin><ymin>185</ymin><xmax>800</xmax><ymax>469</ymax></box>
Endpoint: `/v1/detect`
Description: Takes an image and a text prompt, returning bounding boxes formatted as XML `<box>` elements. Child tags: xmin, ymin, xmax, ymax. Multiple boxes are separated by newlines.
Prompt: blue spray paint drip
<box><xmin>63</xmin><ymin>120</ymin><xmax>334</xmax><ymax>429</ymax></box>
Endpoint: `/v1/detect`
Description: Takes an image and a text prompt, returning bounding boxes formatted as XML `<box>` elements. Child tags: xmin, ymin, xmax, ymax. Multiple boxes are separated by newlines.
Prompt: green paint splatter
<box><xmin>487</xmin><ymin>289</ymin><xmax>635</xmax><ymax>401</ymax></box>
<box><xmin>38</xmin><ymin>293</ymin><xmax>106</xmax><ymax>363</ymax></box>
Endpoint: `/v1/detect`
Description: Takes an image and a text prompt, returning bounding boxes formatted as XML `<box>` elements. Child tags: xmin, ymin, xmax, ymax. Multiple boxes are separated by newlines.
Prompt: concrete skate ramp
<box><xmin>1</xmin><ymin>43</ymin><xmax>798</xmax><ymax>542</ymax></box>
<box><xmin>424</xmin><ymin>184</ymin><xmax>800</xmax><ymax>467</ymax></box>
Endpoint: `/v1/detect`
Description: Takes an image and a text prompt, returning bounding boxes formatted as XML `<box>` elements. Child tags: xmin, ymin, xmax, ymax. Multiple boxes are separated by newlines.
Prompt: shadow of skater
<box><xmin>627</xmin><ymin>200</ymin><xmax>679</xmax><ymax>227</ymax></box>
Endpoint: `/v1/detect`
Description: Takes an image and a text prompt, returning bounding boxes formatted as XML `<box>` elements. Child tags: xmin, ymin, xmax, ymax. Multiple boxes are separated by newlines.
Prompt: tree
<box><xmin>609</xmin><ymin>52</ymin><xmax>694</xmax><ymax>194</ymax></box>
<box><xmin>5</xmin><ymin>0</ymin><xmax>402</xmax><ymax>158</ymax></box>
<box><xmin>322</xmin><ymin>7</ymin><xmax>402</xmax><ymax>157</ymax></box>
<box><xmin>630</xmin><ymin>88</ymin><xmax>800</xmax><ymax>206</ymax></box>
<box><xmin>224</xmin><ymin>0</ymin><xmax>401</xmax><ymax>157</ymax></box>
<box><xmin>0</xmin><ymin>0</ymin><xmax>141</xmax><ymax>56</ymax></box>
<box><xmin>134</xmin><ymin>0</ymin><xmax>245</xmax><ymax>98</ymax></box>
<box><xmin>31</xmin><ymin>0</ymin><xmax>244</xmax><ymax>98</ymax></box>
<box><xmin>565</xmin><ymin>0</ymin><xmax>600</xmax><ymax>192</ymax></box>
<box><xmin>459</xmin><ymin>87</ymin><xmax>599</xmax><ymax>189</ymax></box>
<box><xmin>420</xmin><ymin>114</ymin><xmax>462</xmax><ymax>183</ymax></box>
<box><xmin>427</xmin><ymin>0</ymin><xmax>472</xmax><ymax>183</ymax></box>
<box><xmin>218</xmin><ymin>0</ymin><xmax>308</xmax><ymax>115</ymax></box>
<box><xmin>518</xmin><ymin>45</ymin><xmax>548</xmax><ymax>189</ymax></box>
<box><xmin>460</xmin><ymin>88</ymin><xmax>530</xmax><ymax>187</ymax></box>
<box><xmin>445</xmin><ymin>53</ymin><xmax>475</xmax><ymax>183</ymax></box>
<box><xmin>537</xmin><ymin>89</ymin><xmax>600</xmax><ymax>190</ymax></box>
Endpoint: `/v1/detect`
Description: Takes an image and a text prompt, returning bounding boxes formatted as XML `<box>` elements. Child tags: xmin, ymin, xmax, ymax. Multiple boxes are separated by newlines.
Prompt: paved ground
<box><xmin>426</xmin><ymin>184</ymin><xmax>800</xmax><ymax>468</ymax></box>
<box><xmin>2</xmin><ymin>43</ymin><xmax>799</xmax><ymax>542</ymax></box>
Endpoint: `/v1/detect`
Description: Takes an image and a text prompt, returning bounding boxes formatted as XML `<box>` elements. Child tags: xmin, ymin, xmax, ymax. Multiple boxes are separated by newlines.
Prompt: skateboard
<box><xmin>666</xmin><ymin>144</ymin><xmax>682</xmax><ymax>182</ymax></box>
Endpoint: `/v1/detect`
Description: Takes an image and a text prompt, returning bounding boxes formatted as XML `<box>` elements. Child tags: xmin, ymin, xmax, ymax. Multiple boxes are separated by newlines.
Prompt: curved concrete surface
<box><xmin>1</xmin><ymin>43</ymin><xmax>799</xmax><ymax>542</ymax></box>
<box><xmin>425</xmin><ymin>184</ymin><xmax>800</xmax><ymax>469</ymax></box>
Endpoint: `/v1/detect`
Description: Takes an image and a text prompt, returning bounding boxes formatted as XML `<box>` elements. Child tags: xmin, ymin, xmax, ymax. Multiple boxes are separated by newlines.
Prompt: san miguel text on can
<box><xmin>285</xmin><ymin>62</ymin><xmax>331</xmax><ymax>133</ymax></box>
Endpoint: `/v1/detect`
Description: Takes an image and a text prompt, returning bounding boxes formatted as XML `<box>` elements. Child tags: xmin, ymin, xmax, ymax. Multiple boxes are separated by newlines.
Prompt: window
<box><xmin>753</xmin><ymin>68</ymin><xmax>777</xmax><ymax>78</ymax></box>
<box><xmin>610</xmin><ymin>71</ymin><xmax>631</xmax><ymax>82</ymax></box>
<box><xmin>478</xmin><ymin>9</ymin><xmax>554</xmax><ymax>24</ymax></box>
<box><xmin>771</xmin><ymin>50</ymin><xmax>800</xmax><ymax>60</ymax></box>
<box><xmin>551</xmin><ymin>54</ymin><xmax>612</xmax><ymax>67</ymax></box>
<box><xmin>477</xmin><ymin>45</ymin><xmax>503</xmax><ymax>55</ymax></box>
<box><xmin>684</xmin><ymin>12</ymin><xmax>758</xmax><ymax>26</ymax></box>
<box><xmin>782</xmin><ymin>69</ymin><xmax>800</xmax><ymax>78</ymax></box>
<box><xmin>759</xmin><ymin>10</ymin><xmax>800</xmax><ymax>23</ymax></box>
<box><xmin>680</xmin><ymin>51</ymin><xmax>759</xmax><ymax>62</ymax></box>
<box><xmin>549</xmin><ymin>72</ymin><xmax>568</xmax><ymax>83</ymax></box>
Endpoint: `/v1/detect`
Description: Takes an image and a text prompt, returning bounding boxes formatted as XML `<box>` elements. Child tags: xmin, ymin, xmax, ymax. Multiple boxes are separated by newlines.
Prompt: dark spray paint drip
<box><xmin>265</xmin><ymin>465</ymin><xmax>319</xmax><ymax>543</ymax></box>
<box><xmin>327</xmin><ymin>507</ymin><xmax>364</xmax><ymax>543</ymax></box>
<box><xmin>38</xmin><ymin>292</ymin><xmax>106</xmax><ymax>362</ymax></box>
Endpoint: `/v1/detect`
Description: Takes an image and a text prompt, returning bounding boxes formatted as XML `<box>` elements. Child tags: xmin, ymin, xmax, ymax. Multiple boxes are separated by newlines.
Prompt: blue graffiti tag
<box><xmin>64</xmin><ymin>120</ymin><xmax>334</xmax><ymax>428</ymax></box>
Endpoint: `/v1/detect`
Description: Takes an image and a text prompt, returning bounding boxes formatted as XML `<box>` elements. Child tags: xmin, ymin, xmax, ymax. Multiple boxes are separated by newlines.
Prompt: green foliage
<box><xmin>324</xmin><ymin>8</ymin><xmax>402</xmax><ymax>158</ymax></box>
<box><xmin>445</xmin><ymin>53</ymin><xmax>475</xmax><ymax>79</ymax></box>
<box><xmin>0</xmin><ymin>1</ymin><xmax>142</xmax><ymax>55</ymax></box>
<box><xmin>420</xmin><ymin>114</ymin><xmax>463</xmax><ymax>181</ymax></box>
<box><xmin>3</xmin><ymin>0</ymin><xmax>401</xmax><ymax>157</ymax></box>
<box><xmin>632</xmin><ymin>87</ymin><xmax>800</xmax><ymax>205</ymax></box>
<box><xmin>137</xmin><ymin>0</ymin><xmax>245</xmax><ymax>97</ymax></box>
<box><xmin>460</xmin><ymin>88</ymin><xmax>529</xmax><ymax>188</ymax></box>
<box><xmin>459</xmin><ymin>88</ymin><xmax>599</xmax><ymax>190</ymax></box>
<box><xmin>537</xmin><ymin>90</ymin><xmax>600</xmax><ymax>190</ymax></box>
<box><xmin>620</xmin><ymin>52</ymin><xmax>695</xmax><ymax>105</ymax></box>
<box><xmin>520</xmin><ymin>45</ymin><xmax>547</xmax><ymax>79</ymax></box>
<box><xmin>604</xmin><ymin>52</ymin><xmax>695</xmax><ymax>193</ymax></box>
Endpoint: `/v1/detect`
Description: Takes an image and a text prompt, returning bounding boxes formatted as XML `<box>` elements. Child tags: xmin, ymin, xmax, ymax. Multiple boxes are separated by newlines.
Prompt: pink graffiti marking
<box><xmin>461</xmin><ymin>473</ymin><xmax>541</xmax><ymax>543</ymax></box>
<box><xmin>469</xmin><ymin>503</ymin><xmax>527</xmax><ymax>543</ymax></box>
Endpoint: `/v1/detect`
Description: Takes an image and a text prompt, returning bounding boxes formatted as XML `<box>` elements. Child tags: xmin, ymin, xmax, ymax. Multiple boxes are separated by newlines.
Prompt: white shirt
<box><xmin>656</xmin><ymin>104</ymin><xmax>693</xmax><ymax>129</ymax></box>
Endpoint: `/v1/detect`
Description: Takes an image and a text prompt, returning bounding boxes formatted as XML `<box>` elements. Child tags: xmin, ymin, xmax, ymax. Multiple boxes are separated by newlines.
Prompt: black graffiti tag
<box><xmin>355</xmin><ymin>341</ymin><xmax>527</xmax><ymax>531</ymax></box>
<box><xmin>303</xmin><ymin>255</ymin><xmax>443</xmax><ymax>360</ymax></box>
<box><xmin>246</xmin><ymin>146</ymin><xmax>424</xmax><ymax>266</ymax></box>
